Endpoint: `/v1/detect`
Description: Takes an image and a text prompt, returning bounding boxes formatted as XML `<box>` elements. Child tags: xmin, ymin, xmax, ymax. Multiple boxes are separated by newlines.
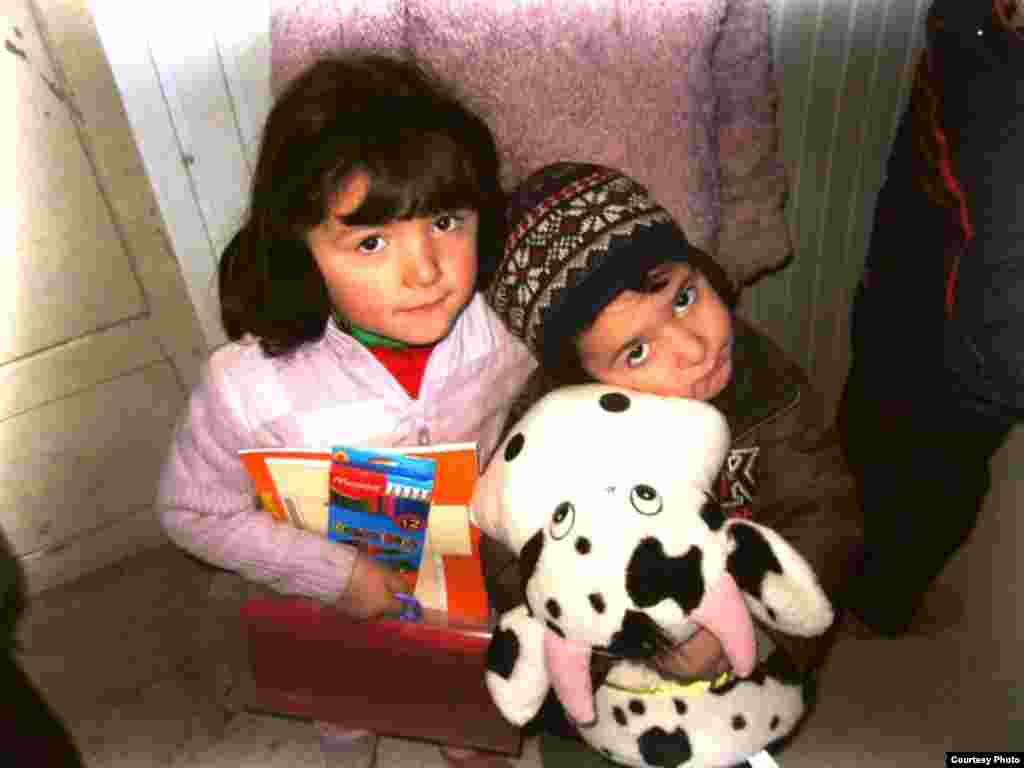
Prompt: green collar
<box><xmin>333</xmin><ymin>310</ymin><xmax>408</xmax><ymax>349</ymax></box>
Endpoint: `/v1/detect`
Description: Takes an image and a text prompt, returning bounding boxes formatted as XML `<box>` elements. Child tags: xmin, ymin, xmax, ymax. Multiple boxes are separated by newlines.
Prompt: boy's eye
<box><xmin>434</xmin><ymin>212</ymin><xmax>464</xmax><ymax>233</ymax></box>
<box><xmin>673</xmin><ymin>284</ymin><xmax>698</xmax><ymax>314</ymax></box>
<box><xmin>357</xmin><ymin>234</ymin><xmax>386</xmax><ymax>254</ymax></box>
<box><xmin>625</xmin><ymin>342</ymin><xmax>650</xmax><ymax>369</ymax></box>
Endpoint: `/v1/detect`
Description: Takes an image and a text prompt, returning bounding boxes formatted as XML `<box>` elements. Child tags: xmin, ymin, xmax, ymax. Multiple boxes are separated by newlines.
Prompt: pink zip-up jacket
<box><xmin>157</xmin><ymin>294</ymin><xmax>536</xmax><ymax>603</ymax></box>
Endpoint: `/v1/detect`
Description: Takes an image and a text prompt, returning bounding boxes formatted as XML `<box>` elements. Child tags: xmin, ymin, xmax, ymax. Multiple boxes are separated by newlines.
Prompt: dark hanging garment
<box><xmin>838</xmin><ymin>0</ymin><xmax>1021</xmax><ymax>634</ymax></box>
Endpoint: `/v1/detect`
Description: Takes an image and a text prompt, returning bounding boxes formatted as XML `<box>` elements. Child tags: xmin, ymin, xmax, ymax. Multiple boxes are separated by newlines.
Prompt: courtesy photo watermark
<box><xmin>947</xmin><ymin>754</ymin><xmax>1023</xmax><ymax>766</ymax></box>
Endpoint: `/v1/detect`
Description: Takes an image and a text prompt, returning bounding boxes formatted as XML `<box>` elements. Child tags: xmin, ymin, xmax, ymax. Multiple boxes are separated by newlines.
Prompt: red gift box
<box><xmin>238</xmin><ymin>442</ymin><xmax>518</xmax><ymax>751</ymax></box>
<box><xmin>241</xmin><ymin>596</ymin><xmax>522</xmax><ymax>754</ymax></box>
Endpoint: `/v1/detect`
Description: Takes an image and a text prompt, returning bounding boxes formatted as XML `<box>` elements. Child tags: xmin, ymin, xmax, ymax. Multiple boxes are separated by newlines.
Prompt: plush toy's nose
<box><xmin>689</xmin><ymin>571</ymin><xmax>756</xmax><ymax>677</ymax></box>
<box><xmin>624</xmin><ymin>537</ymin><xmax>756</xmax><ymax>676</ymax></box>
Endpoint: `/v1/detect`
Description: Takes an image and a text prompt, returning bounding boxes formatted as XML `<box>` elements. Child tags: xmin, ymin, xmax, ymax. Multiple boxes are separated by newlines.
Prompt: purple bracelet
<box><xmin>393</xmin><ymin>592</ymin><xmax>423</xmax><ymax>622</ymax></box>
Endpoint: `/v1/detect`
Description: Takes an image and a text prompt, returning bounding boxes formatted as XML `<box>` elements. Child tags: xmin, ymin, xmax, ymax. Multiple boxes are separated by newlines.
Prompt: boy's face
<box><xmin>577</xmin><ymin>263</ymin><xmax>734</xmax><ymax>401</ymax></box>
<box><xmin>306</xmin><ymin>171</ymin><xmax>478</xmax><ymax>345</ymax></box>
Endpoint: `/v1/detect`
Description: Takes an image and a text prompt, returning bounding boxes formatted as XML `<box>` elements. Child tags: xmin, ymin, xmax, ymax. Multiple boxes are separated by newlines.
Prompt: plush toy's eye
<box><xmin>630</xmin><ymin>485</ymin><xmax>663</xmax><ymax>516</ymax></box>
<box><xmin>550</xmin><ymin>502</ymin><xmax>575</xmax><ymax>540</ymax></box>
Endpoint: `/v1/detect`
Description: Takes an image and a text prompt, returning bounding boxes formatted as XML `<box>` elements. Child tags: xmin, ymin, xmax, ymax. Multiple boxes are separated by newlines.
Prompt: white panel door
<box><xmin>92</xmin><ymin>0</ymin><xmax>271</xmax><ymax>349</ymax></box>
<box><xmin>3</xmin><ymin>0</ymin><xmax>203</xmax><ymax>593</ymax></box>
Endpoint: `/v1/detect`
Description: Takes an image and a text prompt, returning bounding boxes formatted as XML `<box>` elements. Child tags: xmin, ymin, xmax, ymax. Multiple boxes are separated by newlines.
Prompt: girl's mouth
<box><xmin>404</xmin><ymin>294</ymin><xmax>448</xmax><ymax>313</ymax></box>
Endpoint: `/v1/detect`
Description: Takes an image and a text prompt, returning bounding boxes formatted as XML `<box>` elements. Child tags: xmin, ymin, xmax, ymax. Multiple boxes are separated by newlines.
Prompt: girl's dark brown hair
<box><xmin>219</xmin><ymin>54</ymin><xmax>504</xmax><ymax>357</ymax></box>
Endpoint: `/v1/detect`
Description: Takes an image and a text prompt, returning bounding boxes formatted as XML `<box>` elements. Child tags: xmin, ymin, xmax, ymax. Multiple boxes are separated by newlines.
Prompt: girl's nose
<box><xmin>404</xmin><ymin>229</ymin><xmax>442</xmax><ymax>286</ymax></box>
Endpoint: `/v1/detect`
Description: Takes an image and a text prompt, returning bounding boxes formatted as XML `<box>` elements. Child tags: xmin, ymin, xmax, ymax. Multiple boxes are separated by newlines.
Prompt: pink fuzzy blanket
<box><xmin>270</xmin><ymin>0</ymin><xmax>790</xmax><ymax>286</ymax></box>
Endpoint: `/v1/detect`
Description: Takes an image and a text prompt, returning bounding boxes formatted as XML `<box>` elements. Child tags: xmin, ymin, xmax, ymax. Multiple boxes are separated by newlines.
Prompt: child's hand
<box><xmin>335</xmin><ymin>550</ymin><xmax>408</xmax><ymax>620</ymax></box>
<box><xmin>652</xmin><ymin>628</ymin><xmax>731</xmax><ymax>683</ymax></box>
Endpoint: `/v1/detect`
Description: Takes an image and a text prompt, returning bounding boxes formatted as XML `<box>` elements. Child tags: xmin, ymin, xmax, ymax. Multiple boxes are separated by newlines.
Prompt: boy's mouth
<box><xmin>697</xmin><ymin>342</ymin><xmax>733</xmax><ymax>399</ymax></box>
<box><xmin>710</xmin><ymin>349</ymin><xmax>729</xmax><ymax>376</ymax></box>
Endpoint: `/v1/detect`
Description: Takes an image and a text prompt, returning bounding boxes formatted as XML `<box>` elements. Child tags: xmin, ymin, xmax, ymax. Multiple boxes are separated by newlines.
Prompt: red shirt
<box><xmin>368</xmin><ymin>344</ymin><xmax>435</xmax><ymax>400</ymax></box>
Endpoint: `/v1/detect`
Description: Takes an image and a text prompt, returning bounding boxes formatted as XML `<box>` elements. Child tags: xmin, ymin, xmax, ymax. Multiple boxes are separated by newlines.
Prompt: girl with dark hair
<box><xmin>218</xmin><ymin>54</ymin><xmax>508</xmax><ymax>355</ymax></box>
<box><xmin>158</xmin><ymin>54</ymin><xmax>534</xmax><ymax>767</ymax></box>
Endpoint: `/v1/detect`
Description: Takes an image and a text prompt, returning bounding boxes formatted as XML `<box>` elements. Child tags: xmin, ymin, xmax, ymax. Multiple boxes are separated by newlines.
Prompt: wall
<box><xmin>744</xmin><ymin>0</ymin><xmax>930</xmax><ymax>421</ymax></box>
<box><xmin>3</xmin><ymin>0</ymin><xmax>206</xmax><ymax>593</ymax></box>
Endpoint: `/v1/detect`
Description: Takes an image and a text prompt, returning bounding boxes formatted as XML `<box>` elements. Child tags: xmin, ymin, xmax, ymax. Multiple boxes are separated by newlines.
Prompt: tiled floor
<box><xmin>14</xmin><ymin>429</ymin><xmax>1023</xmax><ymax>766</ymax></box>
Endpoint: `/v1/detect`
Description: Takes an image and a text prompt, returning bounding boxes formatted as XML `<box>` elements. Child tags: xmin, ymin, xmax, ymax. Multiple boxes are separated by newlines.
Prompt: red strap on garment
<box><xmin>933</xmin><ymin>122</ymin><xmax>973</xmax><ymax>317</ymax></box>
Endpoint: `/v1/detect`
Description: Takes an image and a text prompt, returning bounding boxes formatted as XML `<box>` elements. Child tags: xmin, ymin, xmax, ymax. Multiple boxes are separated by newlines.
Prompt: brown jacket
<box><xmin>479</xmin><ymin>316</ymin><xmax>864</xmax><ymax>675</ymax></box>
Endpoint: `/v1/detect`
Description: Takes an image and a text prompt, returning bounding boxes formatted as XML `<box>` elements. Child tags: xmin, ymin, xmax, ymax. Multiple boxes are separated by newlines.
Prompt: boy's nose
<box><xmin>665</xmin><ymin>323</ymin><xmax>709</xmax><ymax>368</ymax></box>
<box><xmin>404</xmin><ymin>230</ymin><xmax>442</xmax><ymax>286</ymax></box>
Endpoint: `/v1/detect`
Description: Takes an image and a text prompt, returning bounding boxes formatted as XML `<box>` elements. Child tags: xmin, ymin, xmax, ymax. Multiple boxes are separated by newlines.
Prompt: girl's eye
<box><xmin>674</xmin><ymin>284</ymin><xmax>698</xmax><ymax>315</ymax></box>
<box><xmin>434</xmin><ymin>213</ymin><xmax>463</xmax><ymax>233</ymax></box>
<box><xmin>357</xmin><ymin>234</ymin><xmax>386</xmax><ymax>254</ymax></box>
<box><xmin>625</xmin><ymin>342</ymin><xmax>650</xmax><ymax>369</ymax></box>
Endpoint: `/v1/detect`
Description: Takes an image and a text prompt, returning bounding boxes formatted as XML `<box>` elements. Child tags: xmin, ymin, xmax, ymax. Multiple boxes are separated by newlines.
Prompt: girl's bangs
<box><xmin>342</xmin><ymin>130</ymin><xmax>488</xmax><ymax>226</ymax></box>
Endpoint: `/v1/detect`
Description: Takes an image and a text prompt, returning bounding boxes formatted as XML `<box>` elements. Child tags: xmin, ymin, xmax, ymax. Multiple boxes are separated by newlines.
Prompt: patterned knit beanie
<box><xmin>489</xmin><ymin>162</ymin><xmax>697</xmax><ymax>368</ymax></box>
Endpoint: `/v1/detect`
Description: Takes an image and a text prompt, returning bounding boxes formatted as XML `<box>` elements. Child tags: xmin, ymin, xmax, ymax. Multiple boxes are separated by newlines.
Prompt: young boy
<box><xmin>481</xmin><ymin>162</ymin><xmax>864</xmax><ymax>727</ymax></box>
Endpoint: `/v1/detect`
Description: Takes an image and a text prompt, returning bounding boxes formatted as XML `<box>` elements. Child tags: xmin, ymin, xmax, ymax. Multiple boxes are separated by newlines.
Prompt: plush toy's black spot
<box><xmin>546</xmin><ymin>598</ymin><xmax>562</xmax><ymax>619</ymax></box>
<box><xmin>673</xmin><ymin>698</ymin><xmax>687</xmax><ymax>716</ymax></box>
<box><xmin>770</xmin><ymin>715</ymin><xmax>781</xmax><ymax>730</ymax></box>
<box><xmin>504</xmin><ymin>433</ymin><xmax>525</xmax><ymax>461</ymax></box>
<box><xmin>575</xmin><ymin>537</ymin><xmax>591</xmax><ymax>554</ymax></box>
<box><xmin>637</xmin><ymin>726</ymin><xmax>693</xmax><ymax>768</ymax></box>
<box><xmin>629</xmin><ymin>699</ymin><xmax>646</xmax><ymax>715</ymax></box>
<box><xmin>726</xmin><ymin>523</ymin><xmax>783</xmax><ymax>603</ymax></box>
<box><xmin>605</xmin><ymin>610</ymin><xmax>673</xmax><ymax>658</ymax></box>
<box><xmin>732</xmin><ymin>714</ymin><xmax>747</xmax><ymax>730</ymax></box>
<box><xmin>613</xmin><ymin>706</ymin><xmax>628</xmax><ymax>726</ymax></box>
<box><xmin>626</xmin><ymin>537</ymin><xmax>705</xmax><ymax>615</ymax></box>
<box><xmin>486</xmin><ymin>626</ymin><xmax>520</xmax><ymax>680</ymax></box>
<box><xmin>700</xmin><ymin>495</ymin><xmax>726</xmax><ymax>531</ymax></box>
<box><xmin>767</xmin><ymin>606</ymin><xmax>777</xmax><ymax>622</ymax></box>
<box><xmin>519</xmin><ymin>530</ymin><xmax>544</xmax><ymax>593</ymax></box>
<box><xmin>590</xmin><ymin>654</ymin><xmax>615</xmax><ymax>690</ymax></box>
<box><xmin>589</xmin><ymin>593</ymin><xmax>606</xmax><ymax>613</ymax></box>
<box><xmin>599</xmin><ymin>392</ymin><xmax>631</xmax><ymax>412</ymax></box>
<box><xmin>545</xmin><ymin>619</ymin><xmax>565</xmax><ymax>639</ymax></box>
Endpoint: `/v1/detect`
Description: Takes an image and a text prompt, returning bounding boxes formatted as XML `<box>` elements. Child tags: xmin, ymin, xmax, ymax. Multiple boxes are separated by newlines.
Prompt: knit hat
<box><xmin>489</xmin><ymin>163</ymin><xmax>698</xmax><ymax>368</ymax></box>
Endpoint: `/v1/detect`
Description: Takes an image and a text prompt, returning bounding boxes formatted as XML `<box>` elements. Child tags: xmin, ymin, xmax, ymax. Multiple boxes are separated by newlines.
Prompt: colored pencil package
<box><xmin>327</xmin><ymin>445</ymin><xmax>438</xmax><ymax>588</ymax></box>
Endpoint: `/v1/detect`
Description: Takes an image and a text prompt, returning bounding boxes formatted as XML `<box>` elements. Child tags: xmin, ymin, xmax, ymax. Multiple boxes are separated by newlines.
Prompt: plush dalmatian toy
<box><xmin>470</xmin><ymin>385</ymin><xmax>834</xmax><ymax>768</ymax></box>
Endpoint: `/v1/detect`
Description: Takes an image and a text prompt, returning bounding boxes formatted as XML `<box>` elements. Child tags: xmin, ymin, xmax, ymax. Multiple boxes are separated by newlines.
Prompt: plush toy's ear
<box><xmin>484</xmin><ymin>605</ymin><xmax>551</xmax><ymax>726</ymax></box>
<box><xmin>544</xmin><ymin>628</ymin><xmax>596</xmax><ymax>727</ymax></box>
<box><xmin>469</xmin><ymin>443</ymin><xmax>511</xmax><ymax>546</ymax></box>
<box><xmin>724</xmin><ymin>520</ymin><xmax>834</xmax><ymax>637</ymax></box>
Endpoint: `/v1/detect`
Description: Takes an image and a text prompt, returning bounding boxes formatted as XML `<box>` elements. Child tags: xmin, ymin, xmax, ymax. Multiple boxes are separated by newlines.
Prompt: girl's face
<box><xmin>306</xmin><ymin>172</ymin><xmax>478</xmax><ymax>345</ymax></box>
<box><xmin>577</xmin><ymin>263</ymin><xmax>734</xmax><ymax>401</ymax></box>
